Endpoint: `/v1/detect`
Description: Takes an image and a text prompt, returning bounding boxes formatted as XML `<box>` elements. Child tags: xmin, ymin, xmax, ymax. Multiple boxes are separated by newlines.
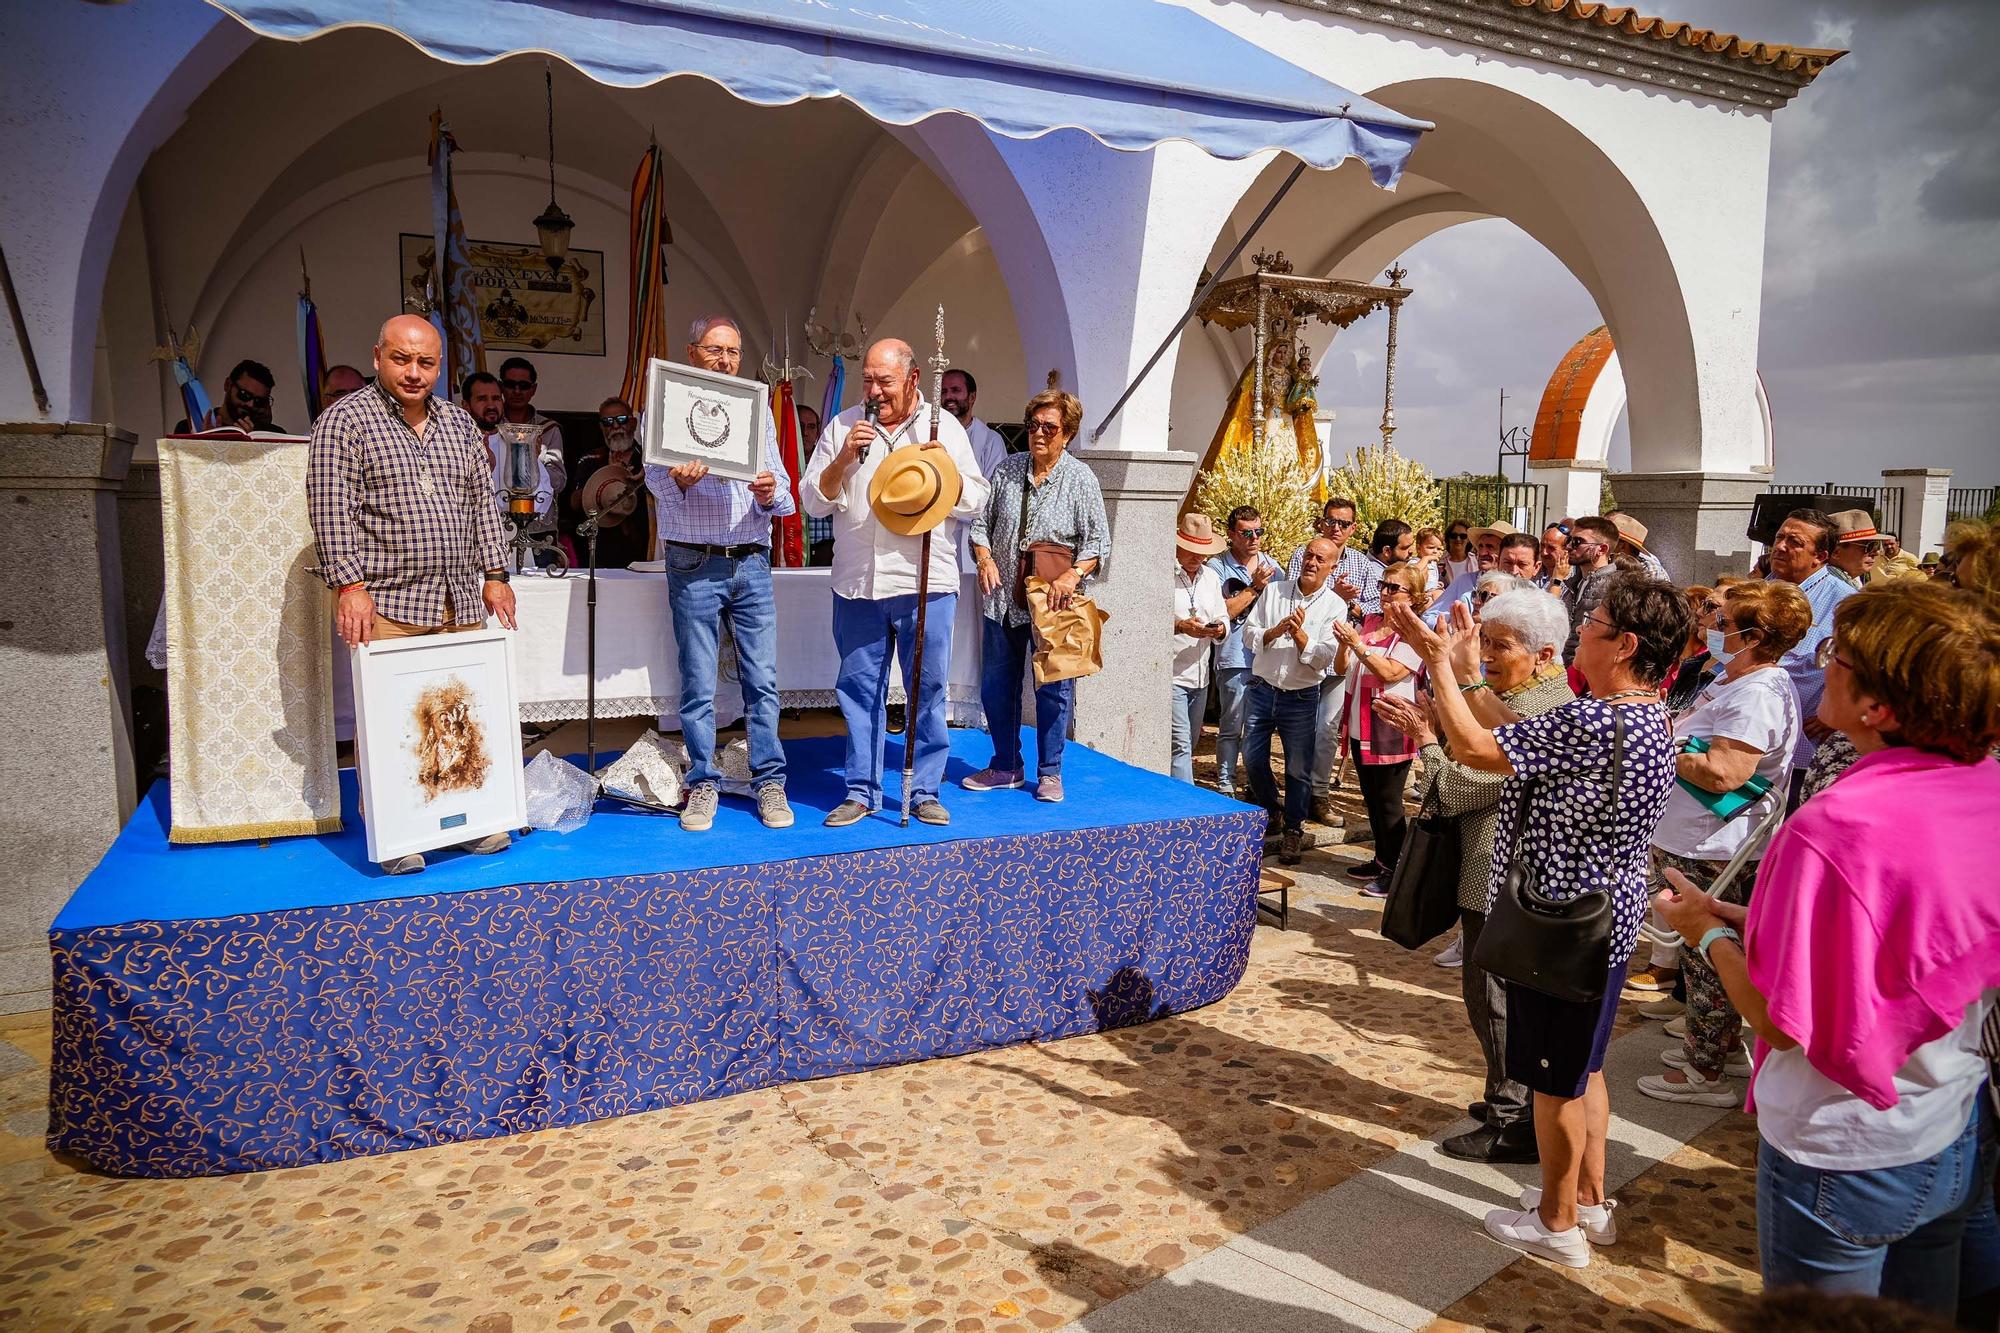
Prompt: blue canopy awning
<box><xmin>206</xmin><ymin>0</ymin><xmax>1427</xmax><ymax>184</ymax></box>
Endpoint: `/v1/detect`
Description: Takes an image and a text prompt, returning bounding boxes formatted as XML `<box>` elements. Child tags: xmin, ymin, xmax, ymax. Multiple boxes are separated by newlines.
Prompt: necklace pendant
<box><xmin>418</xmin><ymin>471</ymin><xmax>437</xmax><ymax>496</ymax></box>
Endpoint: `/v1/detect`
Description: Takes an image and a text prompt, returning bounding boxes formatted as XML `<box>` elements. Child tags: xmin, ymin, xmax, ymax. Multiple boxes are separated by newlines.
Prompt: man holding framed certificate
<box><xmin>642</xmin><ymin>316</ymin><xmax>796</xmax><ymax>833</ymax></box>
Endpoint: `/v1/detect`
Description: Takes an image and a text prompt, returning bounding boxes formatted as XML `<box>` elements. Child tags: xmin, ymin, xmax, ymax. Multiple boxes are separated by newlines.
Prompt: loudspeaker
<box><xmin>1747</xmin><ymin>493</ymin><xmax>1876</xmax><ymax>545</ymax></box>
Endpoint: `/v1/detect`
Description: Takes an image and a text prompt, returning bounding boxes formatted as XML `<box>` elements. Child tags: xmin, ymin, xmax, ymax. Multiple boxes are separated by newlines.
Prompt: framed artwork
<box><xmin>350</xmin><ymin>628</ymin><xmax>527</xmax><ymax>863</ymax></box>
<box><xmin>641</xmin><ymin>357</ymin><xmax>766</xmax><ymax>482</ymax></box>
<box><xmin>398</xmin><ymin>234</ymin><xmax>605</xmax><ymax>355</ymax></box>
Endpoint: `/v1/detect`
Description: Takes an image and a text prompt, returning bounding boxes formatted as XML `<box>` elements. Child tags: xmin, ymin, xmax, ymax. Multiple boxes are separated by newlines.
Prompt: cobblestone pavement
<box><xmin>0</xmin><ymin>732</ymin><xmax>1761</xmax><ymax>1332</ymax></box>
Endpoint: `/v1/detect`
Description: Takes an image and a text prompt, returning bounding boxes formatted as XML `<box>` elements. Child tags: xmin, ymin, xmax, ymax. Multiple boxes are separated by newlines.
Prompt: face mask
<box><xmin>1705</xmin><ymin>628</ymin><xmax>1737</xmax><ymax>665</ymax></box>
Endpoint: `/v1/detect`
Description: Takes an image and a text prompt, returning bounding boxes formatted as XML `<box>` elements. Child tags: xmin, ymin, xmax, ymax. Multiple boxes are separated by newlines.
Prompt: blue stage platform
<box><xmin>49</xmin><ymin>731</ymin><xmax>1262</xmax><ymax>1177</ymax></box>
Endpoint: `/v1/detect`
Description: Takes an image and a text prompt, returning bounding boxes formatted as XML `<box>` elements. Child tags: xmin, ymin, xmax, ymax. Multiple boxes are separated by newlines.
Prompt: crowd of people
<box><xmin>1173</xmin><ymin>492</ymin><xmax>2000</xmax><ymax>1318</ymax></box>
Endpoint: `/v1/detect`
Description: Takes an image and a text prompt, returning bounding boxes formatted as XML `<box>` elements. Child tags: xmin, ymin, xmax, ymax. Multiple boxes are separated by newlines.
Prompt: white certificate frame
<box><xmin>350</xmin><ymin>627</ymin><xmax>528</xmax><ymax>864</ymax></box>
<box><xmin>640</xmin><ymin>357</ymin><xmax>766</xmax><ymax>482</ymax></box>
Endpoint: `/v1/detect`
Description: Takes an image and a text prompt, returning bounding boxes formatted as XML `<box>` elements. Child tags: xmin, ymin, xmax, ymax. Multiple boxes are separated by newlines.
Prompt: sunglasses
<box><xmin>1446</xmin><ymin>531</ymin><xmax>1468</xmax><ymax>542</ymax></box>
<box><xmin>501</xmin><ymin>378</ymin><xmax>535</xmax><ymax>391</ymax></box>
<box><xmin>230</xmin><ymin>384</ymin><xmax>271</xmax><ymax>408</ymax></box>
<box><xmin>1472</xmin><ymin>590</ymin><xmax>1498</xmax><ymax>604</ymax></box>
<box><xmin>1321</xmin><ymin>516</ymin><xmax>1357</xmax><ymax>530</ymax></box>
<box><xmin>1235</xmin><ymin>527</ymin><xmax>1264</xmax><ymax>540</ymax></box>
<box><xmin>599</xmin><ymin>414</ymin><xmax>634</xmax><ymax>429</ymax></box>
<box><xmin>1026</xmin><ymin>421</ymin><xmax>1063</xmax><ymax>436</ymax></box>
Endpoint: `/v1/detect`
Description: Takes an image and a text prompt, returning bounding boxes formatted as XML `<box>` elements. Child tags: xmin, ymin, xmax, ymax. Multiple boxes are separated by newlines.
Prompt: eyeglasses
<box><xmin>1235</xmin><ymin>527</ymin><xmax>1264</xmax><ymax>540</ymax></box>
<box><xmin>501</xmin><ymin>378</ymin><xmax>535</xmax><ymax>391</ymax></box>
<box><xmin>599</xmin><ymin>414</ymin><xmax>634</xmax><ymax>429</ymax></box>
<box><xmin>1700</xmin><ymin>600</ymin><xmax>1724</xmax><ymax>615</ymax></box>
<box><xmin>1585</xmin><ymin>612</ymin><xmax>1618</xmax><ymax>636</ymax></box>
<box><xmin>1026</xmin><ymin>421</ymin><xmax>1063</xmax><ymax>436</ymax></box>
<box><xmin>1814</xmin><ymin>638</ymin><xmax>1852</xmax><ymax>671</ymax></box>
<box><xmin>695</xmin><ymin>344</ymin><xmax>741</xmax><ymax>361</ymax></box>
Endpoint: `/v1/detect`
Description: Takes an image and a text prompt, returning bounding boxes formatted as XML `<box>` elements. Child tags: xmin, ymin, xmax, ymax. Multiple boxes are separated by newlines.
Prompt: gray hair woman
<box><xmin>1472</xmin><ymin>571</ymin><xmax>1537</xmax><ymax>618</ymax></box>
<box><xmin>1378</xmin><ymin>589</ymin><xmax>1574</xmax><ymax>1166</ymax></box>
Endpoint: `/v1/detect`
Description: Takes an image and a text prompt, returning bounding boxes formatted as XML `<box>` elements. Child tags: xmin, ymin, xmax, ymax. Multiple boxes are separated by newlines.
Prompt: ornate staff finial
<box><xmin>926</xmin><ymin>303</ymin><xmax>949</xmax><ymax>442</ymax></box>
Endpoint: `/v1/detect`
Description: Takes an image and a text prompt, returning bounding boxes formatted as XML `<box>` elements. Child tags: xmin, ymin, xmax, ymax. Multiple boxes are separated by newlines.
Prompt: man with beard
<box><xmin>306</xmin><ymin>315</ymin><xmax>516</xmax><ymax>875</ymax></box>
<box><xmin>177</xmin><ymin>358</ymin><xmax>287</xmax><ymax>433</ymax></box>
<box><xmin>565</xmin><ymin>397</ymin><xmax>654</xmax><ymax>570</ymax></box>
<box><xmin>939</xmin><ymin>369</ymin><xmax>1008</xmax><ymax>566</ymax></box>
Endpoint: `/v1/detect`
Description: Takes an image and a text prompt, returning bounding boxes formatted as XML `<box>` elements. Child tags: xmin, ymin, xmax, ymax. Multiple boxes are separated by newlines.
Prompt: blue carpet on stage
<box><xmin>49</xmin><ymin>731</ymin><xmax>1264</xmax><ymax>1177</ymax></box>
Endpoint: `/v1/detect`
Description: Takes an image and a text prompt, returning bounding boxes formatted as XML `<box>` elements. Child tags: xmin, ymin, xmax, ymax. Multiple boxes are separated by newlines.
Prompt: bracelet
<box><xmin>1459</xmin><ymin>681</ymin><xmax>1490</xmax><ymax>695</ymax></box>
<box><xmin>1695</xmin><ymin>925</ymin><xmax>1741</xmax><ymax>962</ymax></box>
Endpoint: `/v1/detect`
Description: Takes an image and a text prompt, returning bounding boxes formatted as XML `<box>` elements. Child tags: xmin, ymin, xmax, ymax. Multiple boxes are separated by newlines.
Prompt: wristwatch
<box><xmin>485</xmin><ymin>568</ymin><xmax>511</xmax><ymax>584</ymax></box>
<box><xmin>1695</xmin><ymin>925</ymin><xmax>1741</xmax><ymax>963</ymax></box>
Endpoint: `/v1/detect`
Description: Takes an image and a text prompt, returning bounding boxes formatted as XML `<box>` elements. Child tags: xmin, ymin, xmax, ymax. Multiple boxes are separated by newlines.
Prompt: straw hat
<box><xmin>1177</xmin><ymin>512</ymin><xmax>1228</xmax><ymax>556</ymax></box>
<box><xmin>1607</xmin><ymin>512</ymin><xmax>1649</xmax><ymax>550</ymax></box>
<box><xmin>1468</xmin><ymin>519</ymin><xmax>1523</xmax><ymax>542</ymax></box>
<box><xmin>868</xmin><ymin>443</ymin><xmax>963</xmax><ymax>537</ymax></box>
<box><xmin>1828</xmin><ymin>509</ymin><xmax>1880</xmax><ymax>544</ymax></box>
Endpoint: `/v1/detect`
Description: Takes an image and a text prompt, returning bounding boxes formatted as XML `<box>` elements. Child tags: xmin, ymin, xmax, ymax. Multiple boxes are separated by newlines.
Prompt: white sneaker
<box><xmin>1516</xmin><ymin>1189</ymin><xmax>1618</xmax><ymax>1246</ymax></box>
<box><xmin>1637</xmin><ymin>1068</ymin><xmax>1741</xmax><ymax>1107</ymax></box>
<box><xmin>1434</xmin><ymin>936</ymin><xmax>1465</xmax><ymax>968</ymax></box>
<box><xmin>1663</xmin><ymin>1014</ymin><xmax>1689</xmax><ymax>1039</ymax></box>
<box><xmin>1483</xmin><ymin>1207</ymin><xmax>1592</xmax><ymax>1268</ymax></box>
<box><xmin>1662</xmin><ymin>1045</ymin><xmax>1752</xmax><ymax>1078</ymax></box>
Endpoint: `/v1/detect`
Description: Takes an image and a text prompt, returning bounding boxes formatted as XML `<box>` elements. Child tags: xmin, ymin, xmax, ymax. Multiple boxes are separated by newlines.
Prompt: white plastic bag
<box><xmin>523</xmin><ymin>750</ymin><xmax>598</xmax><ymax>834</ymax></box>
<box><xmin>597</xmin><ymin>730</ymin><xmax>687</xmax><ymax>809</ymax></box>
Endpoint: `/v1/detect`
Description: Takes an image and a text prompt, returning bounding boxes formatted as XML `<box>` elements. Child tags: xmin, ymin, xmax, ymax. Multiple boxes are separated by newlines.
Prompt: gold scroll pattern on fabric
<box><xmin>160</xmin><ymin>438</ymin><xmax>340</xmax><ymax>842</ymax></box>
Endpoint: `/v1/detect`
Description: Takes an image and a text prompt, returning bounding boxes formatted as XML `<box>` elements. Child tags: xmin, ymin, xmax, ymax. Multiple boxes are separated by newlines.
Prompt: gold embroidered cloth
<box><xmin>161</xmin><ymin>438</ymin><xmax>340</xmax><ymax>842</ymax></box>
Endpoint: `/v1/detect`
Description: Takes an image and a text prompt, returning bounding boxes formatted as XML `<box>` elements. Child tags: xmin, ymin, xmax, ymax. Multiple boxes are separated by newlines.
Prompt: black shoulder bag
<box><xmin>1381</xmin><ymin>773</ymin><xmax>1464</xmax><ymax>950</ymax></box>
<box><xmin>1469</xmin><ymin>708</ymin><xmax>1624</xmax><ymax>1004</ymax></box>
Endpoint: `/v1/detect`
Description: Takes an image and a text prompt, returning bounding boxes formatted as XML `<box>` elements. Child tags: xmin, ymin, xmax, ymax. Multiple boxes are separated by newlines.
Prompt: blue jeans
<box><xmin>1757</xmin><ymin>1106</ymin><xmax>1986</xmax><ymax>1314</ymax></box>
<box><xmin>1309</xmin><ymin>675</ymin><xmax>1346</xmax><ymax>797</ymax></box>
<box><xmin>1243</xmin><ymin>677</ymin><xmax>1318</xmax><ymax>830</ymax></box>
<box><xmin>666</xmin><ymin>546</ymin><xmax>784</xmax><ymax>788</ymax></box>
<box><xmin>831</xmin><ymin>591</ymin><xmax>955</xmax><ymax>809</ymax></box>
<box><xmin>1213</xmin><ymin>665</ymin><xmax>1252</xmax><ymax>793</ymax></box>
<box><xmin>1170</xmin><ymin>682</ymin><xmax>1209</xmax><ymax>784</ymax></box>
<box><xmin>979</xmin><ymin>616</ymin><xmax>1072</xmax><ymax>778</ymax></box>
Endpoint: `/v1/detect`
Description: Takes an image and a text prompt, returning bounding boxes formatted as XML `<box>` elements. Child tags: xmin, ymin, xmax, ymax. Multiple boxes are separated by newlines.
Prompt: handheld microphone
<box><xmin>864</xmin><ymin>398</ymin><xmax>880</xmax><ymax>426</ymax></box>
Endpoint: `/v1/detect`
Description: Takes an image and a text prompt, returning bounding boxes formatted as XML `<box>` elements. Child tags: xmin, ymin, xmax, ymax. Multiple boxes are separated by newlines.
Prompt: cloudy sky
<box><xmin>1313</xmin><ymin>0</ymin><xmax>2000</xmax><ymax>486</ymax></box>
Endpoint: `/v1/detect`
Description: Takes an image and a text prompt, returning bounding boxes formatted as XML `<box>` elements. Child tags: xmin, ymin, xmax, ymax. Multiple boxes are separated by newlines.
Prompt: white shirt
<box><xmin>958</xmin><ymin>416</ymin><xmax>1010</xmax><ymax>563</ymax></box>
<box><xmin>1757</xmin><ymin>991</ymin><xmax>1996</xmax><ymax>1171</ymax></box>
<box><xmin>1653</xmin><ymin>665</ymin><xmax>1799</xmax><ymax>860</ymax></box>
<box><xmin>1423</xmin><ymin>568</ymin><xmax>1481</xmax><ymax>627</ymax></box>
<box><xmin>1245</xmin><ymin>578</ymin><xmax>1348</xmax><ymax>691</ymax></box>
<box><xmin>1173</xmin><ymin>563</ymin><xmax>1228</xmax><ymax>691</ymax></box>
<box><xmin>801</xmin><ymin>396</ymin><xmax>991</xmax><ymax>601</ymax></box>
<box><xmin>1444</xmin><ymin>553</ymin><xmax>1479</xmax><ymax>581</ymax></box>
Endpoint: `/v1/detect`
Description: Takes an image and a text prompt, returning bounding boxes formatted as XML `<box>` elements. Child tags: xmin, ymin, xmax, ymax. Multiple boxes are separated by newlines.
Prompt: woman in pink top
<box><xmin>1330</xmin><ymin>561</ymin><xmax>1428</xmax><ymax>895</ymax></box>
<box><xmin>1658</xmin><ymin>581</ymin><xmax>2000</xmax><ymax>1314</ymax></box>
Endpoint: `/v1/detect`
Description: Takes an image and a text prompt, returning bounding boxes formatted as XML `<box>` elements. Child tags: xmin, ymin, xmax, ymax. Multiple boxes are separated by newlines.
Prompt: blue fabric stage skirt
<box><xmin>49</xmin><ymin>732</ymin><xmax>1262</xmax><ymax>1176</ymax></box>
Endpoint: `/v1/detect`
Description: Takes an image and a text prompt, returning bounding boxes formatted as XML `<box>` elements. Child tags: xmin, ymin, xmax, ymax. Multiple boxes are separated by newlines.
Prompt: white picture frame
<box><xmin>350</xmin><ymin>627</ymin><xmax>528</xmax><ymax>864</ymax></box>
<box><xmin>640</xmin><ymin>356</ymin><xmax>766</xmax><ymax>482</ymax></box>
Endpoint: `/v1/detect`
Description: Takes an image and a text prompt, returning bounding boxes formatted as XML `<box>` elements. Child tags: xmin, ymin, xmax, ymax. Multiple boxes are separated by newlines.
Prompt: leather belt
<box><xmin>666</xmin><ymin>538</ymin><xmax>767</xmax><ymax>560</ymax></box>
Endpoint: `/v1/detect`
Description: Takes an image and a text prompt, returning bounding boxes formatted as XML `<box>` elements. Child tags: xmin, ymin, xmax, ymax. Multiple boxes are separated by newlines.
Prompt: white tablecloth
<box><xmin>336</xmin><ymin>568</ymin><xmax>988</xmax><ymax>735</ymax></box>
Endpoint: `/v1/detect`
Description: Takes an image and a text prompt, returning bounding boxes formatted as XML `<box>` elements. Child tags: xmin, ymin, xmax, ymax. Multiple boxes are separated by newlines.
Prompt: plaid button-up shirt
<box><xmin>307</xmin><ymin>382</ymin><xmax>508</xmax><ymax>627</ymax></box>
<box><xmin>1288</xmin><ymin>542</ymin><xmax>1381</xmax><ymax>616</ymax></box>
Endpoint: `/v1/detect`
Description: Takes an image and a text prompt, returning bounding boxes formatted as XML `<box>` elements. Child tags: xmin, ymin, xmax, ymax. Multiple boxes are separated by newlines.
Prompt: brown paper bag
<box><xmin>1025</xmin><ymin>576</ymin><xmax>1109</xmax><ymax>684</ymax></box>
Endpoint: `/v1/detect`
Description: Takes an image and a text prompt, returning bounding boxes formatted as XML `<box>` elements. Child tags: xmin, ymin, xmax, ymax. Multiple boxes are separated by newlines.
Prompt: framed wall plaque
<box><xmin>350</xmin><ymin>627</ymin><xmax>527</xmax><ymax>863</ymax></box>
<box><xmin>640</xmin><ymin>357</ymin><xmax>767</xmax><ymax>482</ymax></box>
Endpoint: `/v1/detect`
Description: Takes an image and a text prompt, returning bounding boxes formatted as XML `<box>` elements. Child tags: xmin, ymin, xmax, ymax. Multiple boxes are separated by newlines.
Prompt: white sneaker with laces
<box><xmin>1516</xmin><ymin>1189</ymin><xmax>1618</xmax><ymax>1245</ymax></box>
<box><xmin>1662</xmin><ymin>1045</ymin><xmax>1753</xmax><ymax>1078</ymax></box>
<box><xmin>1434</xmin><ymin>936</ymin><xmax>1464</xmax><ymax>968</ymax></box>
<box><xmin>1483</xmin><ymin>1207</ymin><xmax>1592</xmax><ymax>1268</ymax></box>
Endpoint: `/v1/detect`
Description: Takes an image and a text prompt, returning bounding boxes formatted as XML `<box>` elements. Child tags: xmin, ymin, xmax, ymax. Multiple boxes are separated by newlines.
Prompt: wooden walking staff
<box><xmin>902</xmin><ymin>304</ymin><xmax>950</xmax><ymax>827</ymax></box>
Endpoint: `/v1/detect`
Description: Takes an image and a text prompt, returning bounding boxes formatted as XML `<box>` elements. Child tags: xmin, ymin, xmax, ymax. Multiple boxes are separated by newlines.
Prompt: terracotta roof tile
<box><xmin>1505</xmin><ymin>0</ymin><xmax>1846</xmax><ymax>84</ymax></box>
<box><xmin>1530</xmin><ymin>325</ymin><xmax>1615</xmax><ymax>462</ymax></box>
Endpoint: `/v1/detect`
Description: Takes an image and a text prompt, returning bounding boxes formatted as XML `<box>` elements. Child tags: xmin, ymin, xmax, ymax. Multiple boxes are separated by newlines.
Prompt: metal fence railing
<box><xmin>1786</xmin><ymin>483</ymin><xmax>1905</xmax><ymax>538</ymax></box>
<box><xmin>1434</xmin><ymin>479</ymin><xmax>1548</xmax><ymax>536</ymax></box>
<box><xmin>1948</xmin><ymin>488</ymin><xmax>1996</xmax><ymax>523</ymax></box>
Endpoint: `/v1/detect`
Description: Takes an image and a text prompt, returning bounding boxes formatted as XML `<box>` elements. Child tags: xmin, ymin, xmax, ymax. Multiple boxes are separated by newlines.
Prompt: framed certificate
<box><xmin>640</xmin><ymin>357</ymin><xmax>766</xmax><ymax>482</ymax></box>
<box><xmin>350</xmin><ymin>627</ymin><xmax>527</xmax><ymax>864</ymax></box>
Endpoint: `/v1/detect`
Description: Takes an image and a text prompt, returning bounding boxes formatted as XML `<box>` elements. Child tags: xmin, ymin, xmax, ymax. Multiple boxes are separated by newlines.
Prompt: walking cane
<box><xmin>901</xmin><ymin>305</ymin><xmax>952</xmax><ymax>828</ymax></box>
<box><xmin>901</xmin><ymin>531</ymin><xmax>931</xmax><ymax>828</ymax></box>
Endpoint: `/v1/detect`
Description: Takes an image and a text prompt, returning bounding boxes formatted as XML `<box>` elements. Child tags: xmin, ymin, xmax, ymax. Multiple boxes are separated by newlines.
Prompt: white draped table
<box><xmin>336</xmin><ymin>568</ymin><xmax>987</xmax><ymax>735</ymax></box>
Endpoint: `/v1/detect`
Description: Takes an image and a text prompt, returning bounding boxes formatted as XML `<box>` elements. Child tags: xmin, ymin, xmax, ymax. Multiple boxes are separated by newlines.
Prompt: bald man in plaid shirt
<box><xmin>307</xmin><ymin>314</ymin><xmax>518</xmax><ymax>874</ymax></box>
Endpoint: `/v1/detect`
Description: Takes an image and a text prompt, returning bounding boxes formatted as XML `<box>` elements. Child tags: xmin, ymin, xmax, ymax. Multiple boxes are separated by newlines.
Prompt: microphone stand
<box><xmin>572</xmin><ymin>469</ymin><xmax>650</xmax><ymax>779</ymax></box>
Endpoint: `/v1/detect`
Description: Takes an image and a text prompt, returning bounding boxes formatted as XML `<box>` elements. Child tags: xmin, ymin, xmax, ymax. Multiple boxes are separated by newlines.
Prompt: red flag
<box><xmin>771</xmin><ymin>379</ymin><xmax>805</xmax><ymax>566</ymax></box>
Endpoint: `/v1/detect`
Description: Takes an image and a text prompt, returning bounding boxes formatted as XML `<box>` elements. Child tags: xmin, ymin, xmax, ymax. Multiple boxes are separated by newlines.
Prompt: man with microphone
<box><xmin>644</xmin><ymin>315</ymin><xmax>796</xmax><ymax>834</ymax></box>
<box><xmin>802</xmin><ymin>338</ymin><xmax>989</xmax><ymax>827</ymax></box>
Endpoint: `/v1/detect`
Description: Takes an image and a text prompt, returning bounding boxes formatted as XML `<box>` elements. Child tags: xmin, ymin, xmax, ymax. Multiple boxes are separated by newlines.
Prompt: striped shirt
<box><xmin>307</xmin><ymin>381</ymin><xmax>507</xmax><ymax>627</ymax></box>
<box><xmin>646</xmin><ymin>415</ymin><xmax>795</xmax><ymax>548</ymax></box>
<box><xmin>1288</xmin><ymin>543</ymin><xmax>1381</xmax><ymax>616</ymax></box>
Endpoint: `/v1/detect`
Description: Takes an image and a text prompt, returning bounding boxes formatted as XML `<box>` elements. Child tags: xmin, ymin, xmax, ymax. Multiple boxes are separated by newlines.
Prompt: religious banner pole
<box><xmin>1379</xmin><ymin>263</ymin><xmax>1407</xmax><ymax>449</ymax></box>
<box><xmin>1251</xmin><ymin>279</ymin><xmax>1269</xmax><ymax>453</ymax></box>
<box><xmin>902</xmin><ymin>303</ymin><xmax>948</xmax><ymax>828</ymax></box>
